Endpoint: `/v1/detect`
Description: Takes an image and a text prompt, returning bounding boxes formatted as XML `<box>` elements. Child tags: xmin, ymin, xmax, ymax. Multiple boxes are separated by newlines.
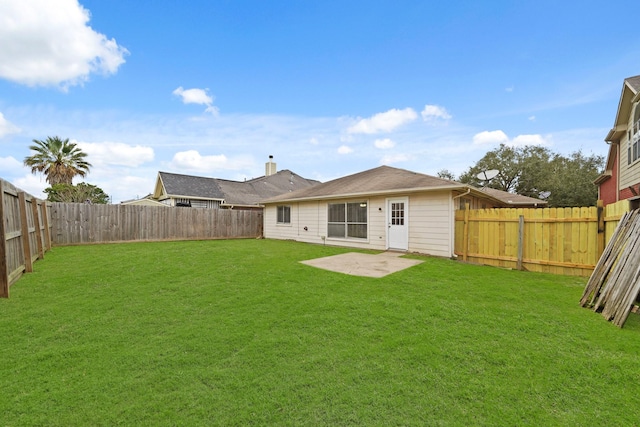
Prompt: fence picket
<box><xmin>48</xmin><ymin>203</ymin><xmax>263</xmax><ymax>245</ymax></box>
<box><xmin>454</xmin><ymin>200</ymin><xmax>630</xmax><ymax>277</ymax></box>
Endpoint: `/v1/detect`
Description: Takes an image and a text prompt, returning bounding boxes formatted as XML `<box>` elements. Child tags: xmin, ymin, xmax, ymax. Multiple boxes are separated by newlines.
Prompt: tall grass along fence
<box><xmin>0</xmin><ymin>178</ymin><xmax>52</xmax><ymax>297</ymax></box>
<box><xmin>50</xmin><ymin>203</ymin><xmax>263</xmax><ymax>246</ymax></box>
<box><xmin>455</xmin><ymin>199</ymin><xmax>630</xmax><ymax>277</ymax></box>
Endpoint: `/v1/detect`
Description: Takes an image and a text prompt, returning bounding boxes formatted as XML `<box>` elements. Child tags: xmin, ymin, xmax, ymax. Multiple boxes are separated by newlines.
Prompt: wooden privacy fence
<box><xmin>454</xmin><ymin>200</ymin><xmax>630</xmax><ymax>277</ymax></box>
<box><xmin>50</xmin><ymin>203</ymin><xmax>263</xmax><ymax>245</ymax></box>
<box><xmin>0</xmin><ymin>178</ymin><xmax>52</xmax><ymax>297</ymax></box>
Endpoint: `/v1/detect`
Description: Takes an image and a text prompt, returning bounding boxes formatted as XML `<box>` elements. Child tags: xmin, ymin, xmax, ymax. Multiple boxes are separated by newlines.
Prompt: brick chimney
<box><xmin>265</xmin><ymin>155</ymin><xmax>277</xmax><ymax>176</ymax></box>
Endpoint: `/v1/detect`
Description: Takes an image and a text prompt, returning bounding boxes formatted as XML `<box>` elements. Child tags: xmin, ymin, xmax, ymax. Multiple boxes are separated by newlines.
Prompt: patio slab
<box><xmin>300</xmin><ymin>251</ymin><xmax>423</xmax><ymax>278</ymax></box>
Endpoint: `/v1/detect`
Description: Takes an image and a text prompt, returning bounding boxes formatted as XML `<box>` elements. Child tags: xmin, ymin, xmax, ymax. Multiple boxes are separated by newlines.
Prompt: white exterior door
<box><xmin>387</xmin><ymin>197</ymin><xmax>408</xmax><ymax>250</ymax></box>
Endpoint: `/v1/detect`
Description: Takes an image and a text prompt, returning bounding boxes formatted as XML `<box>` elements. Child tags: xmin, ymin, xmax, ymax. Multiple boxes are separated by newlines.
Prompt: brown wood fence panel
<box><xmin>0</xmin><ymin>178</ymin><xmax>52</xmax><ymax>297</ymax></box>
<box><xmin>49</xmin><ymin>203</ymin><xmax>263</xmax><ymax>245</ymax></box>
<box><xmin>454</xmin><ymin>200</ymin><xmax>630</xmax><ymax>277</ymax></box>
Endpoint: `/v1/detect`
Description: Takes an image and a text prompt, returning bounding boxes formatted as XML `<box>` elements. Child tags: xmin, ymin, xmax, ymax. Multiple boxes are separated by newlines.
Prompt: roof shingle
<box><xmin>262</xmin><ymin>165</ymin><xmax>546</xmax><ymax>207</ymax></box>
<box><xmin>159</xmin><ymin>169</ymin><xmax>319</xmax><ymax>206</ymax></box>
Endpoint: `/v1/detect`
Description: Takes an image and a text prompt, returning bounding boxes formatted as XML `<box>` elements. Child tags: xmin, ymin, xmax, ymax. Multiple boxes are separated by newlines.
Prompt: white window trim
<box><xmin>326</xmin><ymin>200</ymin><xmax>369</xmax><ymax>241</ymax></box>
<box><xmin>276</xmin><ymin>205</ymin><xmax>292</xmax><ymax>225</ymax></box>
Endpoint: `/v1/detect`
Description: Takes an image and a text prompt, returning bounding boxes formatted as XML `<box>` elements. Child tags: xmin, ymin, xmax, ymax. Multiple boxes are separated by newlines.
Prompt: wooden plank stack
<box><xmin>580</xmin><ymin>209</ymin><xmax>640</xmax><ymax>327</ymax></box>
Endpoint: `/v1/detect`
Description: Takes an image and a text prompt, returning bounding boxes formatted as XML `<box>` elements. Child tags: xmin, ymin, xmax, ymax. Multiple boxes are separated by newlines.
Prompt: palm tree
<box><xmin>24</xmin><ymin>136</ymin><xmax>92</xmax><ymax>185</ymax></box>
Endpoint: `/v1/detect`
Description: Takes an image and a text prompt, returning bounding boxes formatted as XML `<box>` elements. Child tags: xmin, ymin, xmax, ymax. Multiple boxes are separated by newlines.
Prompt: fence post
<box><xmin>0</xmin><ymin>181</ymin><xmax>9</xmax><ymax>298</ymax></box>
<box><xmin>31</xmin><ymin>196</ymin><xmax>44</xmax><ymax>259</ymax></box>
<box><xmin>462</xmin><ymin>203</ymin><xmax>470</xmax><ymax>261</ymax></box>
<box><xmin>517</xmin><ymin>215</ymin><xmax>524</xmax><ymax>270</ymax></box>
<box><xmin>41</xmin><ymin>202</ymin><xmax>51</xmax><ymax>250</ymax></box>
<box><xmin>18</xmin><ymin>192</ymin><xmax>33</xmax><ymax>273</ymax></box>
<box><xmin>596</xmin><ymin>199</ymin><xmax>605</xmax><ymax>258</ymax></box>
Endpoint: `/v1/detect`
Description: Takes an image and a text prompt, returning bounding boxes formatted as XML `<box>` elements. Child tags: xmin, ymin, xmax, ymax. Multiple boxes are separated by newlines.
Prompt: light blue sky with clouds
<box><xmin>1</xmin><ymin>0</ymin><xmax>638</xmax><ymax>202</ymax></box>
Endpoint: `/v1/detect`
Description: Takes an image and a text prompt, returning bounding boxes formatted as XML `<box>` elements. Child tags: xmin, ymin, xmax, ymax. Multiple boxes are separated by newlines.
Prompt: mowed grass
<box><xmin>1</xmin><ymin>239</ymin><xmax>640</xmax><ymax>426</ymax></box>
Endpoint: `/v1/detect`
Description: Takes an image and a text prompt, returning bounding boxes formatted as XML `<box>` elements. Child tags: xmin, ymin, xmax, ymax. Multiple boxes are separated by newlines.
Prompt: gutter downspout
<box><xmin>452</xmin><ymin>188</ymin><xmax>472</xmax><ymax>202</ymax></box>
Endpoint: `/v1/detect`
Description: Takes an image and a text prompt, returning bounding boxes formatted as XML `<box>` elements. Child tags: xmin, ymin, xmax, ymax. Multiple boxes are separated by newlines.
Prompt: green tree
<box><xmin>458</xmin><ymin>144</ymin><xmax>527</xmax><ymax>192</ymax></box>
<box><xmin>459</xmin><ymin>144</ymin><xmax>604</xmax><ymax>207</ymax></box>
<box><xmin>45</xmin><ymin>183</ymin><xmax>109</xmax><ymax>204</ymax></box>
<box><xmin>24</xmin><ymin>136</ymin><xmax>92</xmax><ymax>185</ymax></box>
<box><xmin>541</xmin><ymin>151</ymin><xmax>603</xmax><ymax>207</ymax></box>
<box><xmin>436</xmin><ymin>169</ymin><xmax>456</xmax><ymax>180</ymax></box>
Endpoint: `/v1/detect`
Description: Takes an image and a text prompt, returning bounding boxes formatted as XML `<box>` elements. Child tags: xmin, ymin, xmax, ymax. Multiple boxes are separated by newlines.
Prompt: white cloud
<box><xmin>511</xmin><ymin>134</ymin><xmax>549</xmax><ymax>147</ymax></box>
<box><xmin>528</xmin><ymin>116</ymin><xmax>536</xmax><ymax>121</ymax></box>
<box><xmin>11</xmin><ymin>174</ymin><xmax>47</xmax><ymax>199</ymax></box>
<box><xmin>0</xmin><ymin>156</ymin><xmax>24</xmax><ymax>174</ymax></box>
<box><xmin>170</xmin><ymin>150</ymin><xmax>228</xmax><ymax>172</ymax></box>
<box><xmin>472</xmin><ymin>130</ymin><xmax>550</xmax><ymax>147</ymax></box>
<box><xmin>173</xmin><ymin>87</ymin><xmax>219</xmax><ymax>115</ymax></box>
<box><xmin>103</xmin><ymin>175</ymin><xmax>155</xmax><ymax>202</ymax></box>
<box><xmin>347</xmin><ymin>108</ymin><xmax>417</xmax><ymax>134</ymax></box>
<box><xmin>0</xmin><ymin>113</ymin><xmax>20</xmax><ymax>137</ymax></box>
<box><xmin>309</xmin><ymin>137</ymin><xmax>319</xmax><ymax>145</ymax></box>
<box><xmin>506</xmin><ymin>86</ymin><xmax>514</xmax><ymax>92</ymax></box>
<box><xmin>473</xmin><ymin>130</ymin><xmax>509</xmax><ymax>145</ymax></box>
<box><xmin>421</xmin><ymin>105</ymin><xmax>452</xmax><ymax>122</ymax></box>
<box><xmin>0</xmin><ymin>0</ymin><xmax>128</xmax><ymax>89</ymax></box>
<box><xmin>76</xmin><ymin>141</ymin><xmax>154</xmax><ymax>167</ymax></box>
<box><xmin>374</xmin><ymin>138</ymin><xmax>395</xmax><ymax>149</ymax></box>
<box><xmin>337</xmin><ymin>145</ymin><xmax>353</xmax><ymax>154</ymax></box>
<box><xmin>380</xmin><ymin>153</ymin><xmax>410</xmax><ymax>164</ymax></box>
<box><xmin>169</xmin><ymin>150</ymin><xmax>253</xmax><ymax>173</ymax></box>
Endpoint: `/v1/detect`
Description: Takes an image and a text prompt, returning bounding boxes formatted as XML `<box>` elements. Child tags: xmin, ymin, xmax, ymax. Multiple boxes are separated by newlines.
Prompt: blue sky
<box><xmin>1</xmin><ymin>0</ymin><xmax>639</xmax><ymax>202</ymax></box>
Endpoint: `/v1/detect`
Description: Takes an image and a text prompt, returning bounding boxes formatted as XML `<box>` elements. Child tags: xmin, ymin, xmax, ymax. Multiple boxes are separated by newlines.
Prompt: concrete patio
<box><xmin>300</xmin><ymin>251</ymin><xmax>423</xmax><ymax>278</ymax></box>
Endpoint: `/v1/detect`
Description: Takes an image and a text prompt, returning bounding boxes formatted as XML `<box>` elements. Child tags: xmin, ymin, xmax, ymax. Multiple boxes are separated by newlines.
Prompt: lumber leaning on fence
<box><xmin>595</xmin><ymin>211</ymin><xmax>640</xmax><ymax>326</ymax></box>
<box><xmin>580</xmin><ymin>210</ymin><xmax>635</xmax><ymax>307</ymax></box>
<box><xmin>580</xmin><ymin>208</ymin><xmax>640</xmax><ymax>327</ymax></box>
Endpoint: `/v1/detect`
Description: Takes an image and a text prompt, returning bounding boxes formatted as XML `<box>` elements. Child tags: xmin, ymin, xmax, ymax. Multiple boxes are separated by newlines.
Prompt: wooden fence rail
<box><xmin>49</xmin><ymin>203</ymin><xmax>263</xmax><ymax>245</ymax></box>
<box><xmin>454</xmin><ymin>199</ymin><xmax>630</xmax><ymax>277</ymax></box>
<box><xmin>0</xmin><ymin>178</ymin><xmax>52</xmax><ymax>297</ymax></box>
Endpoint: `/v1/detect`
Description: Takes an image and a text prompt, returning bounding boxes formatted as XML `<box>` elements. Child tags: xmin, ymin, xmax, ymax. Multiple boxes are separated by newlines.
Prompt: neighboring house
<box><xmin>596</xmin><ymin>74</ymin><xmax>640</xmax><ymax>207</ymax></box>
<box><xmin>121</xmin><ymin>194</ymin><xmax>169</xmax><ymax>207</ymax></box>
<box><xmin>261</xmin><ymin>165</ymin><xmax>546</xmax><ymax>258</ymax></box>
<box><xmin>151</xmin><ymin>157</ymin><xmax>319</xmax><ymax>210</ymax></box>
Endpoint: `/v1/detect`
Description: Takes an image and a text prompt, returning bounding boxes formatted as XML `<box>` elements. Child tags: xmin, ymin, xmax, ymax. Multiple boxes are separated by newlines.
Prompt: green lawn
<box><xmin>1</xmin><ymin>239</ymin><xmax>639</xmax><ymax>426</ymax></box>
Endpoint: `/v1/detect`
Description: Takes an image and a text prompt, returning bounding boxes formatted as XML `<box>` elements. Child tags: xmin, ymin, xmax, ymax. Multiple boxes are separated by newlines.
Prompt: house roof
<box><xmin>606</xmin><ymin>74</ymin><xmax>640</xmax><ymax>143</ymax></box>
<box><xmin>156</xmin><ymin>172</ymin><xmax>225</xmax><ymax>200</ymax></box>
<box><xmin>217</xmin><ymin>170</ymin><xmax>320</xmax><ymax>206</ymax></box>
<box><xmin>155</xmin><ymin>169</ymin><xmax>320</xmax><ymax>207</ymax></box>
<box><xmin>477</xmin><ymin>187</ymin><xmax>547</xmax><ymax>206</ymax></box>
<box><xmin>262</xmin><ymin>165</ymin><xmax>546</xmax><ymax>207</ymax></box>
<box><xmin>625</xmin><ymin>75</ymin><xmax>640</xmax><ymax>92</ymax></box>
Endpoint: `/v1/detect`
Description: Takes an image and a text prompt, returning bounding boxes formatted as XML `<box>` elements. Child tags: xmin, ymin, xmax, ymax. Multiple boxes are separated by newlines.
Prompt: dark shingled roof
<box><xmin>158</xmin><ymin>170</ymin><xmax>319</xmax><ymax>206</ymax></box>
<box><xmin>262</xmin><ymin>165</ymin><xmax>546</xmax><ymax>207</ymax></box>
<box><xmin>159</xmin><ymin>172</ymin><xmax>225</xmax><ymax>199</ymax></box>
<box><xmin>217</xmin><ymin>170</ymin><xmax>320</xmax><ymax>205</ymax></box>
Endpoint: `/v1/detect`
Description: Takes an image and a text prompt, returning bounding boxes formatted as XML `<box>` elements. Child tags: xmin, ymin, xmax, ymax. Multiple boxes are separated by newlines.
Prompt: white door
<box><xmin>387</xmin><ymin>197</ymin><xmax>408</xmax><ymax>250</ymax></box>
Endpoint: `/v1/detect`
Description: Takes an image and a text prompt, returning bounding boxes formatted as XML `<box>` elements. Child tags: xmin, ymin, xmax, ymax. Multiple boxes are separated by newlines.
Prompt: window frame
<box><xmin>327</xmin><ymin>201</ymin><xmax>368</xmax><ymax>240</ymax></box>
<box><xmin>276</xmin><ymin>205</ymin><xmax>291</xmax><ymax>225</ymax></box>
<box><xmin>629</xmin><ymin>102</ymin><xmax>640</xmax><ymax>165</ymax></box>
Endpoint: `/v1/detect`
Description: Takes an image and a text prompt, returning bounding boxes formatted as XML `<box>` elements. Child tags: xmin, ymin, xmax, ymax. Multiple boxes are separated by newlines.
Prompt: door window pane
<box><xmin>391</xmin><ymin>202</ymin><xmax>404</xmax><ymax>225</ymax></box>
